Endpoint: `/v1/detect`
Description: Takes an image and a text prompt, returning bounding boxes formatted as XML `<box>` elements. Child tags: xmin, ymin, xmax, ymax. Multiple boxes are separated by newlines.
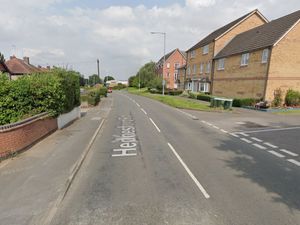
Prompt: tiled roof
<box><xmin>0</xmin><ymin>62</ymin><xmax>8</xmax><ymax>73</ymax></box>
<box><xmin>5</xmin><ymin>56</ymin><xmax>40</xmax><ymax>75</ymax></box>
<box><xmin>187</xmin><ymin>9</ymin><xmax>267</xmax><ymax>52</ymax></box>
<box><xmin>157</xmin><ymin>49</ymin><xmax>187</xmax><ymax>65</ymax></box>
<box><xmin>215</xmin><ymin>10</ymin><xmax>300</xmax><ymax>59</ymax></box>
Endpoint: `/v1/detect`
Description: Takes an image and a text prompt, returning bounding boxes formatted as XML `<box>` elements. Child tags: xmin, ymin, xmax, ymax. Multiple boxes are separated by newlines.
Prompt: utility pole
<box><xmin>97</xmin><ymin>59</ymin><xmax>100</xmax><ymax>80</ymax></box>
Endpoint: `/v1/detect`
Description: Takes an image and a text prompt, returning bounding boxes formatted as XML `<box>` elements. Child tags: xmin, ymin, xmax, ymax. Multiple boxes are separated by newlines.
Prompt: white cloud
<box><xmin>1</xmin><ymin>0</ymin><xmax>300</xmax><ymax>79</ymax></box>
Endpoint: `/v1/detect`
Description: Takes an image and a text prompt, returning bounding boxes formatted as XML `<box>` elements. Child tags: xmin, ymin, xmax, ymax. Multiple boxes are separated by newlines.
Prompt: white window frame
<box><xmin>203</xmin><ymin>45</ymin><xmax>209</xmax><ymax>55</ymax></box>
<box><xmin>218</xmin><ymin>58</ymin><xmax>225</xmax><ymax>70</ymax></box>
<box><xmin>174</xmin><ymin>63</ymin><xmax>180</xmax><ymax>69</ymax></box>
<box><xmin>262</xmin><ymin>49</ymin><xmax>269</xmax><ymax>64</ymax></box>
<box><xmin>200</xmin><ymin>63</ymin><xmax>203</xmax><ymax>74</ymax></box>
<box><xmin>166</xmin><ymin>62</ymin><xmax>170</xmax><ymax>68</ymax></box>
<box><xmin>241</xmin><ymin>53</ymin><xmax>250</xmax><ymax>66</ymax></box>
<box><xmin>190</xmin><ymin>50</ymin><xmax>196</xmax><ymax>58</ymax></box>
<box><xmin>199</xmin><ymin>83</ymin><xmax>209</xmax><ymax>93</ymax></box>
<box><xmin>206</xmin><ymin>62</ymin><xmax>211</xmax><ymax>73</ymax></box>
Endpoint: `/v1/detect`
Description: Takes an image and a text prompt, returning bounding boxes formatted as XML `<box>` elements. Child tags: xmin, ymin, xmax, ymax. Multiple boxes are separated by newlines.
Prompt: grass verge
<box><xmin>274</xmin><ymin>110</ymin><xmax>300</xmax><ymax>115</ymax></box>
<box><xmin>128</xmin><ymin>88</ymin><xmax>217</xmax><ymax>111</ymax></box>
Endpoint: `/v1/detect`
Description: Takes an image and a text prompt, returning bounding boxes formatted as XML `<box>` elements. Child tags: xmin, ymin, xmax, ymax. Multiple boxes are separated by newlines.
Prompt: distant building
<box><xmin>156</xmin><ymin>48</ymin><xmax>187</xmax><ymax>89</ymax></box>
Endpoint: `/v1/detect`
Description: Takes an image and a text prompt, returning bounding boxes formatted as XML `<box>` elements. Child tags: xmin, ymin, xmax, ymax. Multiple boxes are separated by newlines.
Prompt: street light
<box><xmin>151</xmin><ymin>31</ymin><xmax>166</xmax><ymax>96</ymax></box>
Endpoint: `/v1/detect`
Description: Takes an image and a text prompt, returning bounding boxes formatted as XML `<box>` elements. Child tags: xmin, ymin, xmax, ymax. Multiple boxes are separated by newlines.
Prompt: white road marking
<box><xmin>287</xmin><ymin>159</ymin><xmax>300</xmax><ymax>167</ymax></box>
<box><xmin>201</xmin><ymin>120</ymin><xmax>207</xmax><ymax>124</ymax></box>
<box><xmin>136</xmin><ymin>103</ymin><xmax>141</xmax><ymax>107</ymax></box>
<box><xmin>240</xmin><ymin>133</ymin><xmax>249</xmax><ymax>137</ymax></box>
<box><xmin>206</xmin><ymin>123</ymin><xmax>213</xmax><ymax>126</ymax></box>
<box><xmin>213</xmin><ymin>126</ymin><xmax>220</xmax><ymax>130</ymax></box>
<box><xmin>230</xmin><ymin>133</ymin><xmax>239</xmax><ymax>138</ymax></box>
<box><xmin>280</xmin><ymin>149</ymin><xmax>299</xmax><ymax>157</ymax></box>
<box><xmin>91</xmin><ymin>117</ymin><xmax>101</xmax><ymax>121</ymax></box>
<box><xmin>141</xmin><ymin>108</ymin><xmax>147</xmax><ymax>115</ymax></box>
<box><xmin>241</xmin><ymin>138</ymin><xmax>252</xmax><ymax>144</ymax></box>
<box><xmin>176</xmin><ymin>109</ymin><xmax>198</xmax><ymax>120</ymax></box>
<box><xmin>167</xmin><ymin>143</ymin><xmax>210</xmax><ymax>199</ymax></box>
<box><xmin>220</xmin><ymin>129</ymin><xmax>228</xmax><ymax>133</ymax></box>
<box><xmin>236</xmin><ymin>126</ymin><xmax>300</xmax><ymax>134</ymax></box>
<box><xmin>264</xmin><ymin>142</ymin><xmax>278</xmax><ymax>149</ymax></box>
<box><xmin>268</xmin><ymin>151</ymin><xmax>285</xmax><ymax>158</ymax></box>
<box><xmin>251</xmin><ymin>137</ymin><xmax>263</xmax><ymax>142</ymax></box>
<box><xmin>236</xmin><ymin>122</ymin><xmax>246</xmax><ymax>125</ymax></box>
<box><xmin>149</xmin><ymin>118</ymin><xmax>161</xmax><ymax>133</ymax></box>
<box><xmin>252</xmin><ymin>143</ymin><xmax>267</xmax><ymax>150</ymax></box>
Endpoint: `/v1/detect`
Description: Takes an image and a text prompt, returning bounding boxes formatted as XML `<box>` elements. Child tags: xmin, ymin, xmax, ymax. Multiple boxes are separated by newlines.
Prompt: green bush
<box><xmin>99</xmin><ymin>87</ymin><xmax>108</xmax><ymax>97</ymax></box>
<box><xmin>87</xmin><ymin>90</ymin><xmax>100</xmax><ymax>106</ymax></box>
<box><xmin>232</xmin><ymin>98</ymin><xmax>259</xmax><ymax>107</ymax></box>
<box><xmin>285</xmin><ymin>89</ymin><xmax>300</xmax><ymax>106</ymax></box>
<box><xmin>197</xmin><ymin>94</ymin><xmax>213</xmax><ymax>102</ymax></box>
<box><xmin>112</xmin><ymin>84</ymin><xmax>127</xmax><ymax>90</ymax></box>
<box><xmin>168</xmin><ymin>90</ymin><xmax>183</xmax><ymax>96</ymax></box>
<box><xmin>0</xmin><ymin>69</ymin><xmax>80</xmax><ymax>125</ymax></box>
<box><xmin>188</xmin><ymin>92</ymin><xmax>198</xmax><ymax>99</ymax></box>
<box><xmin>272</xmin><ymin>88</ymin><xmax>283</xmax><ymax>107</ymax></box>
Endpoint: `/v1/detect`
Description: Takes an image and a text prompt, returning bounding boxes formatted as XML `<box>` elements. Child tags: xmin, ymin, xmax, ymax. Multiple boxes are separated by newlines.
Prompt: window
<box><xmin>166</xmin><ymin>63</ymin><xmax>170</xmax><ymax>68</ymax></box>
<box><xmin>206</xmin><ymin>62</ymin><xmax>211</xmax><ymax>73</ymax></box>
<box><xmin>187</xmin><ymin>66</ymin><xmax>191</xmax><ymax>75</ymax></box>
<box><xmin>200</xmin><ymin>63</ymin><xmax>204</xmax><ymax>74</ymax></box>
<box><xmin>174</xmin><ymin>63</ymin><xmax>180</xmax><ymax>69</ymax></box>
<box><xmin>262</xmin><ymin>49</ymin><xmax>269</xmax><ymax>63</ymax></box>
<box><xmin>167</xmin><ymin>72</ymin><xmax>170</xmax><ymax>77</ymax></box>
<box><xmin>203</xmin><ymin>45</ymin><xmax>209</xmax><ymax>55</ymax></box>
<box><xmin>193</xmin><ymin>64</ymin><xmax>197</xmax><ymax>74</ymax></box>
<box><xmin>199</xmin><ymin>83</ymin><xmax>209</xmax><ymax>93</ymax></box>
<box><xmin>218</xmin><ymin>58</ymin><xmax>225</xmax><ymax>70</ymax></box>
<box><xmin>190</xmin><ymin>50</ymin><xmax>196</xmax><ymax>58</ymax></box>
<box><xmin>174</xmin><ymin>72</ymin><xmax>178</xmax><ymax>81</ymax></box>
<box><xmin>241</xmin><ymin>53</ymin><xmax>250</xmax><ymax>66</ymax></box>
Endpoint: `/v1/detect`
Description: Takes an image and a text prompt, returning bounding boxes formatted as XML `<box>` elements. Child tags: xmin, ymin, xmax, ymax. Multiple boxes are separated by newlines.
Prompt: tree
<box><xmin>104</xmin><ymin>76</ymin><xmax>115</xmax><ymax>83</ymax></box>
<box><xmin>0</xmin><ymin>52</ymin><xmax>5</xmax><ymax>63</ymax></box>
<box><xmin>88</xmin><ymin>74</ymin><xmax>101</xmax><ymax>86</ymax></box>
<box><xmin>79</xmin><ymin>75</ymin><xmax>88</xmax><ymax>87</ymax></box>
<box><xmin>135</xmin><ymin>61</ymin><xmax>156</xmax><ymax>88</ymax></box>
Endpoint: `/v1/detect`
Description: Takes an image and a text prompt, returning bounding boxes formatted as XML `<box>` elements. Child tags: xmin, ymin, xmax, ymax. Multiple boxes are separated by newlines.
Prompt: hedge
<box><xmin>285</xmin><ymin>89</ymin><xmax>300</xmax><ymax>106</ymax></box>
<box><xmin>232</xmin><ymin>98</ymin><xmax>259</xmax><ymax>107</ymax></box>
<box><xmin>197</xmin><ymin>94</ymin><xmax>213</xmax><ymax>102</ymax></box>
<box><xmin>0</xmin><ymin>68</ymin><xmax>80</xmax><ymax>125</ymax></box>
<box><xmin>149</xmin><ymin>89</ymin><xmax>183</xmax><ymax>96</ymax></box>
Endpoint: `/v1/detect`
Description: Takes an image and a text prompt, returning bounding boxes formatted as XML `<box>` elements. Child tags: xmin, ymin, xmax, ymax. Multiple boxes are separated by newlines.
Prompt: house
<box><xmin>5</xmin><ymin>56</ymin><xmax>41</xmax><ymax>80</ymax></box>
<box><xmin>156</xmin><ymin>48</ymin><xmax>187</xmax><ymax>89</ymax></box>
<box><xmin>0</xmin><ymin>61</ymin><xmax>9</xmax><ymax>73</ymax></box>
<box><xmin>185</xmin><ymin>9</ymin><xmax>268</xmax><ymax>93</ymax></box>
<box><xmin>213</xmin><ymin>10</ymin><xmax>300</xmax><ymax>102</ymax></box>
<box><xmin>177</xmin><ymin>64</ymin><xmax>186</xmax><ymax>90</ymax></box>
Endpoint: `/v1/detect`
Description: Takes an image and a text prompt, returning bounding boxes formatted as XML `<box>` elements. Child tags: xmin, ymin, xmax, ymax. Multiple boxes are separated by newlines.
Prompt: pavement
<box><xmin>47</xmin><ymin>91</ymin><xmax>300</xmax><ymax>225</ymax></box>
<box><xmin>0</xmin><ymin>97</ymin><xmax>112</xmax><ymax>225</ymax></box>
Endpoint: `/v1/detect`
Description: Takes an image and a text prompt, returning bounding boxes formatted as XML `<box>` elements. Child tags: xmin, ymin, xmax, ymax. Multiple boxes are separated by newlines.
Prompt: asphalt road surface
<box><xmin>51</xmin><ymin>91</ymin><xmax>300</xmax><ymax>225</ymax></box>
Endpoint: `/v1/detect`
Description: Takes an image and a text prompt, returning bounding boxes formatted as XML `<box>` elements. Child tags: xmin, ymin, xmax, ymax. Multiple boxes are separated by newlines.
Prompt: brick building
<box><xmin>156</xmin><ymin>49</ymin><xmax>186</xmax><ymax>89</ymax></box>
<box><xmin>213</xmin><ymin>10</ymin><xmax>300</xmax><ymax>101</ymax></box>
<box><xmin>185</xmin><ymin>9</ymin><xmax>268</xmax><ymax>93</ymax></box>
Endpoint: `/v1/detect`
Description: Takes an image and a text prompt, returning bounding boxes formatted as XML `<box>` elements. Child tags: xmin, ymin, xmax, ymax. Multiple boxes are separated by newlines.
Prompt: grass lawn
<box><xmin>127</xmin><ymin>88</ymin><xmax>216</xmax><ymax>111</ymax></box>
<box><xmin>274</xmin><ymin>110</ymin><xmax>300</xmax><ymax>115</ymax></box>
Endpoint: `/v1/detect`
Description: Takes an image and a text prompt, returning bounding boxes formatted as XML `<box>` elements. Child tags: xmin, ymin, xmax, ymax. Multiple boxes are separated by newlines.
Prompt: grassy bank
<box><xmin>127</xmin><ymin>88</ymin><xmax>214</xmax><ymax>111</ymax></box>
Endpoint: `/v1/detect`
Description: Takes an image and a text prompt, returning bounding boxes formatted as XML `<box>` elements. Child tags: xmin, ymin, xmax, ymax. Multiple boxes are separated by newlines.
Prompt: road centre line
<box><xmin>220</xmin><ymin>129</ymin><xmax>228</xmax><ymax>133</ymax></box>
<box><xmin>230</xmin><ymin>133</ymin><xmax>239</xmax><ymax>138</ymax></box>
<box><xmin>264</xmin><ymin>142</ymin><xmax>278</xmax><ymax>149</ymax></box>
<box><xmin>213</xmin><ymin>126</ymin><xmax>220</xmax><ymax>129</ymax></box>
<box><xmin>241</xmin><ymin>138</ymin><xmax>252</xmax><ymax>144</ymax></box>
<box><xmin>268</xmin><ymin>151</ymin><xmax>285</xmax><ymax>158</ymax></box>
<box><xmin>251</xmin><ymin>137</ymin><xmax>263</xmax><ymax>142</ymax></box>
<box><xmin>140</xmin><ymin>108</ymin><xmax>147</xmax><ymax>115</ymax></box>
<box><xmin>176</xmin><ymin>109</ymin><xmax>198</xmax><ymax>120</ymax></box>
<box><xmin>167</xmin><ymin>143</ymin><xmax>210</xmax><ymax>199</ymax></box>
<box><xmin>149</xmin><ymin>118</ymin><xmax>161</xmax><ymax>133</ymax></box>
<box><xmin>252</xmin><ymin>143</ymin><xmax>267</xmax><ymax>150</ymax></box>
<box><xmin>240</xmin><ymin>133</ymin><xmax>249</xmax><ymax>137</ymax></box>
<box><xmin>287</xmin><ymin>159</ymin><xmax>300</xmax><ymax>167</ymax></box>
<box><xmin>236</xmin><ymin>126</ymin><xmax>300</xmax><ymax>134</ymax></box>
<box><xmin>280</xmin><ymin>149</ymin><xmax>299</xmax><ymax>157</ymax></box>
<box><xmin>136</xmin><ymin>103</ymin><xmax>141</xmax><ymax>107</ymax></box>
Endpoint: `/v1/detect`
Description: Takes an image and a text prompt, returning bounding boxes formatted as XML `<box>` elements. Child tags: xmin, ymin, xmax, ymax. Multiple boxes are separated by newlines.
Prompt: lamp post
<box><xmin>151</xmin><ymin>31</ymin><xmax>166</xmax><ymax>95</ymax></box>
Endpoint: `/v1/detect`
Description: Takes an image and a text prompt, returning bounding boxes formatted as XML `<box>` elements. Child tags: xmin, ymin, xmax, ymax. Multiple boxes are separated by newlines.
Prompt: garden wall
<box><xmin>57</xmin><ymin>106</ymin><xmax>81</xmax><ymax>129</ymax></box>
<box><xmin>0</xmin><ymin>113</ymin><xmax>57</xmax><ymax>159</ymax></box>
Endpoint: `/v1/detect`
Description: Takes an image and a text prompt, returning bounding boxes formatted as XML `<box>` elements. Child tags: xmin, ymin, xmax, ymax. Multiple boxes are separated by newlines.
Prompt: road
<box><xmin>50</xmin><ymin>91</ymin><xmax>300</xmax><ymax>225</ymax></box>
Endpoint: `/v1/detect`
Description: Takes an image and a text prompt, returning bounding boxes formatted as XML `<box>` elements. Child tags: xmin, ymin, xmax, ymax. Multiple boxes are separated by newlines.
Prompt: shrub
<box><xmin>168</xmin><ymin>90</ymin><xmax>183</xmax><ymax>96</ymax></box>
<box><xmin>272</xmin><ymin>88</ymin><xmax>283</xmax><ymax>107</ymax></box>
<box><xmin>232</xmin><ymin>98</ymin><xmax>259</xmax><ymax>107</ymax></box>
<box><xmin>112</xmin><ymin>84</ymin><xmax>127</xmax><ymax>90</ymax></box>
<box><xmin>285</xmin><ymin>89</ymin><xmax>300</xmax><ymax>106</ymax></box>
<box><xmin>0</xmin><ymin>69</ymin><xmax>80</xmax><ymax>125</ymax></box>
<box><xmin>99</xmin><ymin>87</ymin><xmax>108</xmax><ymax>97</ymax></box>
<box><xmin>188</xmin><ymin>92</ymin><xmax>198</xmax><ymax>99</ymax></box>
<box><xmin>197</xmin><ymin>94</ymin><xmax>213</xmax><ymax>102</ymax></box>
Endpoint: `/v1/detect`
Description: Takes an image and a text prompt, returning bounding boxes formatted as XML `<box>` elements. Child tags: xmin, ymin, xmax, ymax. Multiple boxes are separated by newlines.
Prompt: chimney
<box><xmin>10</xmin><ymin>55</ymin><xmax>16</xmax><ymax>60</ymax></box>
<box><xmin>23</xmin><ymin>56</ymin><xmax>30</xmax><ymax>64</ymax></box>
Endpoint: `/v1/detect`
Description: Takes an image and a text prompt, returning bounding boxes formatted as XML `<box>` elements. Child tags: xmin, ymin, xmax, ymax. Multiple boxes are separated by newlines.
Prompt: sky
<box><xmin>0</xmin><ymin>0</ymin><xmax>300</xmax><ymax>80</ymax></box>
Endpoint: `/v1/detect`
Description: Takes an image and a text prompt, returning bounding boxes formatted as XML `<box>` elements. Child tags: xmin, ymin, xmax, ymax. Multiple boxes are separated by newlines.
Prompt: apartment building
<box><xmin>185</xmin><ymin>9</ymin><xmax>268</xmax><ymax>93</ymax></box>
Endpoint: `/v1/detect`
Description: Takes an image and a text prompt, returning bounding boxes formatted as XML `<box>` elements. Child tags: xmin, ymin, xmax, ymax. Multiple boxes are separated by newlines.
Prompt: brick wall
<box><xmin>0</xmin><ymin>116</ymin><xmax>57</xmax><ymax>159</ymax></box>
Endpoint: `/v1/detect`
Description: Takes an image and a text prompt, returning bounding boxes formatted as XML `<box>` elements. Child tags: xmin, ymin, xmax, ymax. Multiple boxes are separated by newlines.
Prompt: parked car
<box><xmin>108</xmin><ymin>87</ymin><xmax>112</xmax><ymax>93</ymax></box>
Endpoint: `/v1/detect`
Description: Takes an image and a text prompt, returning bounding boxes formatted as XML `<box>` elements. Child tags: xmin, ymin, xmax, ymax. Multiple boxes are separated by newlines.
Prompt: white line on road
<box><xmin>287</xmin><ymin>159</ymin><xmax>300</xmax><ymax>167</ymax></box>
<box><xmin>136</xmin><ymin>103</ymin><xmax>141</xmax><ymax>107</ymax></box>
<box><xmin>251</xmin><ymin>137</ymin><xmax>263</xmax><ymax>142</ymax></box>
<box><xmin>149</xmin><ymin>118</ymin><xmax>161</xmax><ymax>133</ymax></box>
<box><xmin>140</xmin><ymin>108</ymin><xmax>147</xmax><ymax>115</ymax></box>
<box><xmin>206</xmin><ymin>123</ymin><xmax>213</xmax><ymax>126</ymax></box>
<box><xmin>264</xmin><ymin>142</ymin><xmax>278</xmax><ymax>149</ymax></box>
<box><xmin>280</xmin><ymin>149</ymin><xmax>298</xmax><ymax>157</ymax></box>
<box><xmin>236</xmin><ymin>126</ymin><xmax>300</xmax><ymax>134</ymax></box>
<box><xmin>240</xmin><ymin>133</ymin><xmax>249</xmax><ymax>137</ymax></box>
<box><xmin>241</xmin><ymin>138</ymin><xmax>252</xmax><ymax>144</ymax></box>
<box><xmin>176</xmin><ymin>109</ymin><xmax>198</xmax><ymax>120</ymax></box>
<box><xmin>268</xmin><ymin>151</ymin><xmax>285</xmax><ymax>158</ymax></box>
<box><xmin>213</xmin><ymin>126</ymin><xmax>220</xmax><ymax>129</ymax></box>
<box><xmin>230</xmin><ymin>133</ymin><xmax>239</xmax><ymax>138</ymax></box>
<box><xmin>220</xmin><ymin>129</ymin><xmax>228</xmax><ymax>133</ymax></box>
<box><xmin>167</xmin><ymin>143</ymin><xmax>210</xmax><ymax>199</ymax></box>
<box><xmin>252</xmin><ymin>143</ymin><xmax>267</xmax><ymax>150</ymax></box>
